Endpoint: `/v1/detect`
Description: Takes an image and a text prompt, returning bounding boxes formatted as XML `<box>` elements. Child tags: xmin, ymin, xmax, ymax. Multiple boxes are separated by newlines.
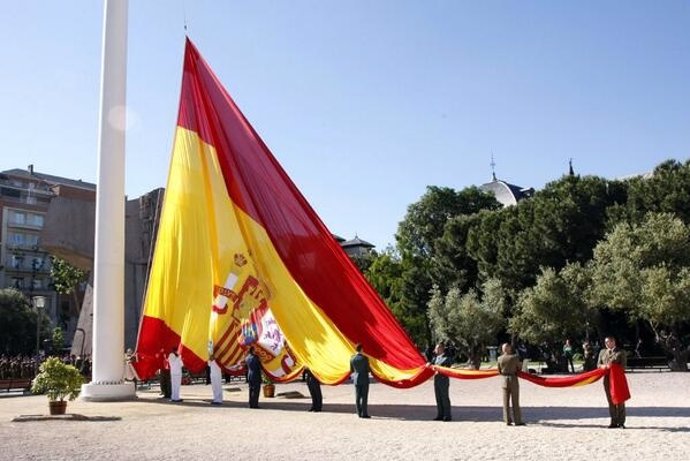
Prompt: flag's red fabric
<box><xmin>608</xmin><ymin>363</ymin><xmax>631</xmax><ymax>405</ymax></box>
<box><xmin>518</xmin><ymin>368</ymin><xmax>607</xmax><ymax>387</ymax></box>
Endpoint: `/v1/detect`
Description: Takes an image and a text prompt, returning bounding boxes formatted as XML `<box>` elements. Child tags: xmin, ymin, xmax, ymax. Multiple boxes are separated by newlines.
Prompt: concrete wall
<box><xmin>43</xmin><ymin>188</ymin><xmax>164</xmax><ymax>355</ymax></box>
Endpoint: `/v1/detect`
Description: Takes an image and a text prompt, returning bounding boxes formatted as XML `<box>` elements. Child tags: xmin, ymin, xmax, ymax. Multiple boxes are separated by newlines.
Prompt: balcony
<box><xmin>7</xmin><ymin>220</ymin><xmax>44</xmax><ymax>231</ymax></box>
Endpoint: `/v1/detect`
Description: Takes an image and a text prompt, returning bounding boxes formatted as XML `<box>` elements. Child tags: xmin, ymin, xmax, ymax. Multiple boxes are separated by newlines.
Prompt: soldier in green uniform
<box><xmin>350</xmin><ymin>343</ymin><xmax>371</xmax><ymax>418</ymax></box>
<box><xmin>597</xmin><ymin>336</ymin><xmax>627</xmax><ymax>428</ymax></box>
<box><xmin>497</xmin><ymin>343</ymin><xmax>524</xmax><ymax>426</ymax></box>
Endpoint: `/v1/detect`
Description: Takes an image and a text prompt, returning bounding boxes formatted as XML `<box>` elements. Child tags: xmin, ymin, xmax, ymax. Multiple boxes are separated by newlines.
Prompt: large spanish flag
<box><xmin>134</xmin><ymin>38</ymin><xmax>433</xmax><ymax>386</ymax></box>
<box><xmin>132</xmin><ymin>38</ymin><xmax>632</xmax><ymax>399</ymax></box>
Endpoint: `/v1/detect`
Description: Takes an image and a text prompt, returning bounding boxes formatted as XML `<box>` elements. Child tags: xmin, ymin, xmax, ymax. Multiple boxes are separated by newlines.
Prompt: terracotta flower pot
<box><xmin>49</xmin><ymin>401</ymin><xmax>67</xmax><ymax>415</ymax></box>
<box><xmin>262</xmin><ymin>383</ymin><xmax>275</xmax><ymax>398</ymax></box>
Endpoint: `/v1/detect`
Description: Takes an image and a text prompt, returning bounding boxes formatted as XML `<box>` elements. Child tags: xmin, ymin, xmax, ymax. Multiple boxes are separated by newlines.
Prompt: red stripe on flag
<box><xmin>177</xmin><ymin>38</ymin><xmax>424</xmax><ymax>371</ymax></box>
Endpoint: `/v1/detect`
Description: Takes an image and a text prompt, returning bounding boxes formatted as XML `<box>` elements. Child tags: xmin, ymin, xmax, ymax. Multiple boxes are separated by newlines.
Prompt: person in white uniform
<box><xmin>209</xmin><ymin>354</ymin><xmax>223</xmax><ymax>405</ymax></box>
<box><xmin>168</xmin><ymin>348</ymin><xmax>184</xmax><ymax>402</ymax></box>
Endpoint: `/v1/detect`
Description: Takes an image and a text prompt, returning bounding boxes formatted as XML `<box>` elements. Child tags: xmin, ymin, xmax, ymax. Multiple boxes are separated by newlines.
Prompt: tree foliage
<box><xmin>0</xmin><ymin>288</ymin><xmax>49</xmax><ymax>355</ymax></box>
<box><xmin>50</xmin><ymin>256</ymin><xmax>88</xmax><ymax>316</ymax></box>
<box><xmin>467</xmin><ymin>175</ymin><xmax>625</xmax><ymax>290</ymax></box>
<box><xmin>590</xmin><ymin>212</ymin><xmax>690</xmax><ymax>333</ymax></box>
<box><xmin>52</xmin><ymin>327</ymin><xmax>65</xmax><ymax>353</ymax></box>
<box><xmin>510</xmin><ymin>264</ymin><xmax>595</xmax><ymax>347</ymax></box>
<box><xmin>624</xmin><ymin>160</ymin><xmax>690</xmax><ymax>224</ymax></box>
<box><xmin>396</xmin><ymin>186</ymin><xmax>500</xmax><ymax>260</ymax></box>
<box><xmin>363</xmin><ymin>159</ymin><xmax>690</xmax><ymax>356</ymax></box>
<box><xmin>392</xmin><ymin>186</ymin><xmax>500</xmax><ymax>345</ymax></box>
<box><xmin>428</xmin><ymin>279</ymin><xmax>506</xmax><ymax>368</ymax></box>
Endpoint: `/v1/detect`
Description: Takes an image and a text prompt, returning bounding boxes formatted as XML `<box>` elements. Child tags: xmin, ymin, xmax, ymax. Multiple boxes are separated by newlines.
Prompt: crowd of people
<box><xmin>0</xmin><ymin>353</ymin><xmax>92</xmax><ymax>380</ymax></box>
<box><xmin>0</xmin><ymin>355</ymin><xmax>38</xmax><ymax>379</ymax></box>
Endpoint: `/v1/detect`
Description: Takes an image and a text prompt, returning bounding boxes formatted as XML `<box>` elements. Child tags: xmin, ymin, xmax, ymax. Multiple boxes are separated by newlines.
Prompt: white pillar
<box><xmin>81</xmin><ymin>0</ymin><xmax>134</xmax><ymax>401</ymax></box>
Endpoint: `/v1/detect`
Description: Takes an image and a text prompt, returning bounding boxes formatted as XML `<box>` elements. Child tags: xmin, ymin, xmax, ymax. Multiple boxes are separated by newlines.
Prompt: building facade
<box><xmin>0</xmin><ymin>166</ymin><xmax>96</xmax><ymax>340</ymax></box>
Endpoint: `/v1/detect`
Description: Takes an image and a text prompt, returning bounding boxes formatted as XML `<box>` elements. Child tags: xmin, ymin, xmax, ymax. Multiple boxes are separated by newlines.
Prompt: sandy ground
<box><xmin>1</xmin><ymin>372</ymin><xmax>688</xmax><ymax>461</ymax></box>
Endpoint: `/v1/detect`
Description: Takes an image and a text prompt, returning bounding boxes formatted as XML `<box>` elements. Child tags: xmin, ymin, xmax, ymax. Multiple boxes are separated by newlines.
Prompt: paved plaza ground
<box><xmin>1</xmin><ymin>371</ymin><xmax>688</xmax><ymax>460</ymax></box>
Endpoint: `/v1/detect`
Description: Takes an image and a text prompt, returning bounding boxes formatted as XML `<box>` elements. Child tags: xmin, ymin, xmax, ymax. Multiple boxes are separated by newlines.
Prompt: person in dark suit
<box><xmin>350</xmin><ymin>343</ymin><xmax>371</xmax><ymax>418</ymax></box>
<box><xmin>245</xmin><ymin>346</ymin><xmax>261</xmax><ymax>409</ymax></box>
<box><xmin>597</xmin><ymin>336</ymin><xmax>627</xmax><ymax>428</ymax></box>
<box><xmin>304</xmin><ymin>368</ymin><xmax>323</xmax><ymax>412</ymax></box>
<box><xmin>158</xmin><ymin>348</ymin><xmax>171</xmax><ymax>399</ymax></box>
<box><xmin>431</xmin><ymin>342</ymin><xmax>453</xmax><ymax>421</ymax></box>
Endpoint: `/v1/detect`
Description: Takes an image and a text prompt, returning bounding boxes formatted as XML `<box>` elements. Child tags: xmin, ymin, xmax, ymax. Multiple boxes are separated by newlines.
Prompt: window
<box><xmin>32</xmin><ymin>279</ymin><xmax>43</xmax><ymax>289</ymax></box>
<box><xmin>10</xmin><ymin>211</ymin><xmax>26</xmax><ymax>225</ymax></box>
<box><xmin>7</xmin><ymin>232</ymin><xmax>39</xmax><ymax>248</ymax></box>
<box><xmin>11</xmin><ymin>277</ymin><xmax>24</xmax><ymax>289</ymax></box>
<box><xmin>28</xmin><ymin>214</ymin><xmax>44</xmax><ymax>227</ymax></box>
<box><xmin>1</xmin><ymin>187</ymin><xmax>21</xmax><ymax>198</ymax></box>
<box><xmin>9</xmin><ymin>232</ymin><xmax>24</xmax><ymax>246</ymax></box>
<box><xmin>32</xmin><ymin>258</ymin><xmax>44</xmax><ymax>270</ymax></box>
<box><xmin>11</xmin><ymin>255</ymin><xmax>24</xmax><ymax>269</ymax></box>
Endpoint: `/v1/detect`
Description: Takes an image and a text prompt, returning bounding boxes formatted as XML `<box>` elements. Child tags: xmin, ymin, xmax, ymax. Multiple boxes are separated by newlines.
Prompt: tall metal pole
<box><xmin>81</xmin><ymin>0</ymin><xmax>134</xmax><ymax>401</ymax></box>
<box><xmin>35</xmin><ymin>306</ymin><xmax>40</xmax><ymax>357</ymax></box>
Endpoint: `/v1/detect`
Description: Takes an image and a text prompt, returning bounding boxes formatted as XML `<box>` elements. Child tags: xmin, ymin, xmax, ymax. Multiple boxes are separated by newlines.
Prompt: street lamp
<box><xmin>32</xmin><ymin>295</ymin><xmax>46</xmax><ymax>357</ymax></box>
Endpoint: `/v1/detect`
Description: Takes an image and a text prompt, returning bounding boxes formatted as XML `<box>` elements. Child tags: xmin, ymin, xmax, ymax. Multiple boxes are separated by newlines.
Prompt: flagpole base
<box><xmin>80</xmin><ymin>381</ymin><xmax>136</xmax><ymax>401</ymax></box>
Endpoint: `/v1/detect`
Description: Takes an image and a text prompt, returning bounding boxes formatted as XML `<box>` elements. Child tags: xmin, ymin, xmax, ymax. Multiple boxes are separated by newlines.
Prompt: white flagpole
<box><xmin>81</xmin><ymin>0</ymin><xmax>134</xmax><ymax>401</ymax></box>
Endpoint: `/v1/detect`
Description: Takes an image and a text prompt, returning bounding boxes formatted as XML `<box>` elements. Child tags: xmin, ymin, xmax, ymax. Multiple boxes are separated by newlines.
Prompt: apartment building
<box><xmin>0</xmin><ymin>165</ymin><xmax>96</xmax><ymax>336</ymax></box>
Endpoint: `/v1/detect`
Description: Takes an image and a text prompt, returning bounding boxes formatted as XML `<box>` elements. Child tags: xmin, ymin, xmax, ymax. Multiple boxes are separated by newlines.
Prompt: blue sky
<box><xmin>1</xmin><ymin>1</ymin><xmax>688</xmax><ymax>249</ymax></box>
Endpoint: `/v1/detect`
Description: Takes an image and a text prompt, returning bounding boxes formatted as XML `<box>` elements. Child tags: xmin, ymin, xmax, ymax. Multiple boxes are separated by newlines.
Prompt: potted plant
<box><xmin>31</xmin><ymin>357</ymin><xmax>83</xmax><ymax>415</ymax></box>
<box><xmin>262</xmin><ymin>373</ymin><xmax>275</xmax><ymax>398</ymax></box>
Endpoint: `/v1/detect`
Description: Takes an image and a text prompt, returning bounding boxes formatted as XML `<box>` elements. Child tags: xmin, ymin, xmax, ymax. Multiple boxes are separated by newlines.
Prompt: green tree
<box><xmin>349</xmin><ymin>249</ymin><xmax>377</xmax><ymax>274</ymax></box>
<box><xmin>590</xmin><ymin>212</ymin><xmax>690</xmax><ymax>370</ymax></box>
<box><xmin>52</xmin><ymin>327</ymin><xmax>65</xmax><ymax>353</ymax></box>
<box><xmin>0</xmin><ymin>288</ymin><xmax>48</xmax><ymax>355</ymax></box>
<box><xmin>395</xmin><ymin>186</ymin><xmax>499</xmax><ymax>345</ymax></box>
<box><xmin>624</xmin><ymin>160</ymin><xmax>690</xmax><ymax>224</ymax></box>
<box><xmin>50</xmin><ymin>256</ymin><xmax>88</xmax><ymax>316</ymax></box>
<box><xmin>468</xmin><ymin>175</ymin><xmax>625</xmax><ymax>291</ymax></box>
<box><xmin>397</xmin><ymin>186</ymin><xmax>499</xmax><ymax>260</ymax></box>
<box><xmin>434</xmin><ymin>213</ymin><xmax>483</xmax><ymax>293</ymax></box>
<box><xmin>510</xmin><ymin>264</ymin><xmax>595</xmax><ymax>359</ymax></box>
<box><xmin>365</xmin><ymin>246</ymin><xmax>403</xmax><ymax>307</ymax></box>
<box><xmin>428</xmin><ymin>280</ymin><xmax>506</xmax><ymax>369</ymax></box>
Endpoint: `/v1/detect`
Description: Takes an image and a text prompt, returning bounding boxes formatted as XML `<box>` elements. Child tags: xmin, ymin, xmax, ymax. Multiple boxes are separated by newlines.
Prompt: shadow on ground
<box><xmin>12</xmin><ymin>414</ymin><xmax>122</xmax><ymax>422</ymax></box>
<box><xmin>142</xmin><ymin>395</ymin><xmax>690</xmax><ymax>430</ymax></box>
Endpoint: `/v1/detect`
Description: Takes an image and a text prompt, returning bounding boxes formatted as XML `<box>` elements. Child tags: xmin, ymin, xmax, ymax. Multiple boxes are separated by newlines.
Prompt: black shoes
<box><xmin>433</xmin><ymin>416</ymin><xmax>443</xmax><ymax>421</ymax></box>
<box><xmin>514</xmin><ymin>422</ymin><xmax>526</xmax><ymax>426</ymax></box>
<box><xmin>608</xmin><ymin>423</ymin><xmax>626</xmax><ymax>429</ymax></box>
<box><xmin>360</xmin><ymin>415</ymin><xmax>371</xmax><ymax>419</ymax></box>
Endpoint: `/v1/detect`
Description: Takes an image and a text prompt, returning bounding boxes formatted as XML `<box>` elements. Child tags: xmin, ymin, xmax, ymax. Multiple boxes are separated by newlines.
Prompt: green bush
<box><xmin>31</xmin><ymin>357</ymin><xmax>83</xmax><ymax>401</ymax></box>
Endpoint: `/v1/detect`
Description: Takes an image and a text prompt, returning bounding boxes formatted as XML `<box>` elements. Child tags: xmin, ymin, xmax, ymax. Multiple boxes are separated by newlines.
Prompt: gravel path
<box><xmin>1</xmin><ymin>372</ymin><xmax>688</xmax><ymax>460</ymax></box>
